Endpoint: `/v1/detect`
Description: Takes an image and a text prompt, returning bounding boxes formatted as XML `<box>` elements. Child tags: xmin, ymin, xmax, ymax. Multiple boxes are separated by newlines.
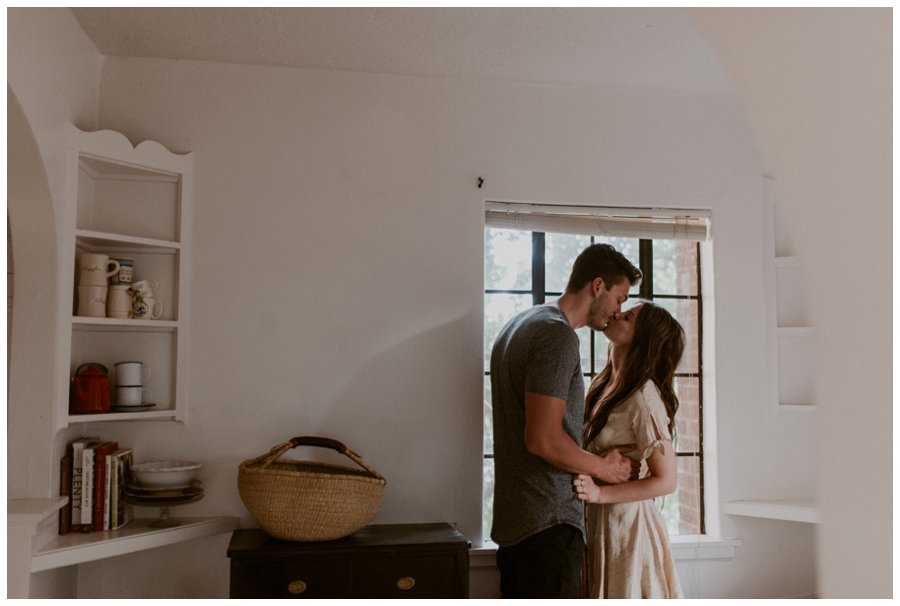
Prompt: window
<box><xmin>483</xmin><ymin>204</ymin><xmax>707</xmax><ymax>538</ymax></box>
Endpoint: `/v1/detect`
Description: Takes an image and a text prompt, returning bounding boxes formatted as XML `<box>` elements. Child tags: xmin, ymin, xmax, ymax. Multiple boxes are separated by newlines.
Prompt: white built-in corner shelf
<box><xmin>776</xmin><ymin>326</ymin><xmax>814</xmax><ymax>409</ymax></box>
<box><xmin>723</xmin><ymin>499</ymin><xmax>819</xmax><ymax>524</ymax></box>
<box><xmin>31</xmin><ymin>514</ymin><xmax>239</xmax><ymax>572</ymax></box>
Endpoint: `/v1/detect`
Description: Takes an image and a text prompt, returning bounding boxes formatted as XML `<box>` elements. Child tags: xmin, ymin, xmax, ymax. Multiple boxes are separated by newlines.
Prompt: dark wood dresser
<box><xmin>227</xmin><ymin>523</ymin><xmax>470</xmax><ymax>598</ymax></box>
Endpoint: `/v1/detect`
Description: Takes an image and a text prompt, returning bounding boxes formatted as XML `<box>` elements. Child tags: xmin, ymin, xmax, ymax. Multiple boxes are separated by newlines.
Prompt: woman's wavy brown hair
<box><xmin>583</xmin><ymin>301</ymin><xmax>685</xmax><ymax>447</ymax></box>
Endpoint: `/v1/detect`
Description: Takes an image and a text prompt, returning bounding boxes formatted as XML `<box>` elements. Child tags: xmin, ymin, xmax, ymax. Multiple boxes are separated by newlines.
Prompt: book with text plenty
<box><xmin>92</xmin><ymin>442</ymin><xmax>118</xmax><ymax>531</ymax></box>
<box><xmin>70</xmin><ymin>437</ymin><xmax>98</xmax><ymax>532</ymax></box>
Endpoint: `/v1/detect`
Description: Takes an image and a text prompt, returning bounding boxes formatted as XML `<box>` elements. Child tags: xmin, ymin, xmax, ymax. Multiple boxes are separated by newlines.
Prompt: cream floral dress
<box><xmin>583</xmin><ymin>380</ymin><xmax>683</xmax><ymax>599</ymax></box>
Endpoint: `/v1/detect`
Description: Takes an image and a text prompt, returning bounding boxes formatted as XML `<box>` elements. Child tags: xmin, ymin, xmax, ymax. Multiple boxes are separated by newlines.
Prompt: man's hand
<box><xmin>593</xmin><ymin>447</ymin><xmax>633</xmax><ymax>484</ymax></box>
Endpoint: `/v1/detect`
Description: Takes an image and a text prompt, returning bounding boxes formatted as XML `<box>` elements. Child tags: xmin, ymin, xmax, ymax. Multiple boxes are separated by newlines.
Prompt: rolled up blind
<box><xmin>485</xmin><ymin>201</ymin><xmax>710</xmax><ymax>241</ymax></box>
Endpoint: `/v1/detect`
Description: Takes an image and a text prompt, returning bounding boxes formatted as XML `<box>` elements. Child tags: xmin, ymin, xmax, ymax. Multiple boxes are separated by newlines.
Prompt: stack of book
<box><xmin>59</xmin><ymin>437</ymin><xmax>134</xmax><ymax>534</ymax></box>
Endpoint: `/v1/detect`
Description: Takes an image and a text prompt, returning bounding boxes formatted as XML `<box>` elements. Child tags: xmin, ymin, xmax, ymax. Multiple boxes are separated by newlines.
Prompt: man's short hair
<box><xmin>566</xmin><ymin>243</ymin><xmax>642</xmax><ymax>293</ymax></box>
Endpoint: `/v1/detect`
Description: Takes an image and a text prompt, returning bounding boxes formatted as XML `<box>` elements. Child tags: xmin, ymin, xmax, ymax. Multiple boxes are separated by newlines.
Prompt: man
<box><xmin>490</xmin><ymin>243</ymin><xmax>642</xmax><ymax>598</ymax></box>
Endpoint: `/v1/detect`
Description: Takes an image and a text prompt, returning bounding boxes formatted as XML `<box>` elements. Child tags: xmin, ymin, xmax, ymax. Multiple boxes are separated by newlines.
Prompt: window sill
<box><xmin>469</xmin><ymin>535</ymin><xmax>740</xmax><ymax>564</ymax></box>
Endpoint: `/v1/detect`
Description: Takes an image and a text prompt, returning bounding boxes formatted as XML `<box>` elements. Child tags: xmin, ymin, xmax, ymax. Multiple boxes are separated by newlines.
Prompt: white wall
<box><xmin>7</xmin><ymin>7</ymin><xmax>102</xmax><ymax>498</ymax></box>
<box><xmin>693</xmin><ymin>9</ymin><xmax>892</xmax><ymax>598</ymax></box>
<box><xmin>7</xmin><ymin>7</ymin><xmax>102</xmax><ymax>599</ymax></box>
<box><xmin>7</xmin><ymin>8</ymin><xmax>834</xmax><ymax>599</ymax></box>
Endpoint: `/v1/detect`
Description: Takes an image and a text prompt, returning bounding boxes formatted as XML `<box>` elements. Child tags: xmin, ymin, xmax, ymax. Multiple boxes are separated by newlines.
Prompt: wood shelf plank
<box><xmin>31</xmin><ymin>516</ymin><xmax>239</xmax><ymax>572</ymax></box>
<box><xmin>76</xmin><ymin>229</ymin><xmax>180</xmax><ymax>251</ymax></box>
<box><xmin>65</xmin><ymin>409</ymin><xmax>178</xmax><ymax>424</ymax></box>
<box><xmin>724</xmin><ymin>499</ymin><xmax>818</xmax><ymax>524</ymax></box>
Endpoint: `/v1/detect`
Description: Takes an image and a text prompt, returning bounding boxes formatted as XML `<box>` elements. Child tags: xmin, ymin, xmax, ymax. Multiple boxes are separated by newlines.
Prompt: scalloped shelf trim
<box><xmin>68</xmin><ymin>124</ymin><xmax>194</xmax><ymax>173</ymax></box>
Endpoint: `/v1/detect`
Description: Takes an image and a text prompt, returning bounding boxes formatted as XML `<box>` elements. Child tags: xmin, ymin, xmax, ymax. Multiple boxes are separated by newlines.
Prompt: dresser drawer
<box><xmin>230</xmin><ymin>557</ymin><xmax>348</xmax><ymax>598</ymax></box>
<box><xmin>228</xmin><ymin>524</ymin><xmax>470</xmax><ymax>598</ymax></box>
<box><xmin>355</xmin><ymin>553</ymin><xmax>459</xmax><ymax>598</ymax></box>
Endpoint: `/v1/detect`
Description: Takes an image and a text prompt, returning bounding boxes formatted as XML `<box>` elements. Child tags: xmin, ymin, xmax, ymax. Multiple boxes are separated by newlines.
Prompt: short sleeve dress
<box><xmin>582</xmin><ymin>380</ymin><xmax>683</xmax><ymax>599</ymax></box>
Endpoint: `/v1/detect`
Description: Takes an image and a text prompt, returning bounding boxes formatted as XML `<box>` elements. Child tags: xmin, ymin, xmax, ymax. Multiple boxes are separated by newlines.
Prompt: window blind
<box><xmin>484</xmin><ymin>201</ymin><xmax>710</xmax><ymax>241</ymax></box>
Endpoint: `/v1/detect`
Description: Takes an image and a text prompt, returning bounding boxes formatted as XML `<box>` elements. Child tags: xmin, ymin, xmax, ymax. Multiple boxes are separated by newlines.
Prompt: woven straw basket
<box><xmin>238</xmin><ymin>436</ymin><xmax>386</xmax><ymax>541</ymax></box>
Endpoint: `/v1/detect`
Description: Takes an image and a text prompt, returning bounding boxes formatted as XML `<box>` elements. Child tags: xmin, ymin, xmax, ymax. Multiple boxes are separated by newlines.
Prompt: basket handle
<box><xmin>289</xmin><ymin>436</ymin><xmax>347</xmax><ymax>453</ymax></box>
<box><xmin>249</xmin><ymin>436</ymin><xmax>384</xmax><ymax>480</ymax></box>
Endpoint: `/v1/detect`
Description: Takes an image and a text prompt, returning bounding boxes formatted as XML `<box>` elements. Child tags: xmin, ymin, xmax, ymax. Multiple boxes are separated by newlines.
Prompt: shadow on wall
<box><xmin>291</xmin><ymin>310</ymin><xmax>484</xmax><ymax>542</ymax></box>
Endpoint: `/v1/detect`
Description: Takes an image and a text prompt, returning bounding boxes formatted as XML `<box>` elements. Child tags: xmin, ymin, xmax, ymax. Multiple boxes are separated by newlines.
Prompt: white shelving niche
<box><xmin>58</xmin><ymin>125</ymin><xmax>194</xmax><ymax>430</ymax></box>
<box><xmin>774</xmin><ymin>258</ymin><xmax>814</xmax><ymax>410</ymax></box>
<box><xmin>725</xmin><ymin>181</ymin><xmax>818</xmax><ymax>526</ymax></box>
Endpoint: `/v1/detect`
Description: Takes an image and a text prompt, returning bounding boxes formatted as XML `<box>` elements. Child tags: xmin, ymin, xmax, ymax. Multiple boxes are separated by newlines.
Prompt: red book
<box><xmin>92</xmin><ymin>442</ymin><xmax>118</xmax><ymax>531</ymax></box>
<box><xmin>59</xmin><ymin>454</ymin><xmax>72</xmax><ymax>535</ymax></box>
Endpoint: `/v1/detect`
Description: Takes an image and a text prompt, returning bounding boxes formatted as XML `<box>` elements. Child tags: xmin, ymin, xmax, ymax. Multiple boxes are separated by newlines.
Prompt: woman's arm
<box><xmin>573</xmin><ymin>439</ymin><xmax>676</xmax><ymax>504</ymax></box>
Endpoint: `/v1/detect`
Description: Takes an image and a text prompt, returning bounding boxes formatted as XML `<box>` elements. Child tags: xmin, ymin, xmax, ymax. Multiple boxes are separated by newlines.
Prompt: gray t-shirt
<box><xmin>490</xmin><ymin>302</ymin><xmax>585</xmax><ymax>546</ymax></box>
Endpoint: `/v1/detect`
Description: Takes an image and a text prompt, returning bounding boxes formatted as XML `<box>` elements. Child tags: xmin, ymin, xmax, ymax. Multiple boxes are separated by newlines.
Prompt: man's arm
<box><xmin>524</xmin><ymin>391</ymin><xmax>631</xmax><ymax>484</ymax></box>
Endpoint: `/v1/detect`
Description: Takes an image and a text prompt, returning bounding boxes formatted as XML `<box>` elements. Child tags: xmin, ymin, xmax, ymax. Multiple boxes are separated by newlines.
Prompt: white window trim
<box><xmin>485</xmin><ymin>200</ymin><xmax>711</xmax><ymax>241</ymax></box>
<box><xmin>469</xmin><ymin>535</ymin><xmax>741</xmax><ymax>564</ymax></box>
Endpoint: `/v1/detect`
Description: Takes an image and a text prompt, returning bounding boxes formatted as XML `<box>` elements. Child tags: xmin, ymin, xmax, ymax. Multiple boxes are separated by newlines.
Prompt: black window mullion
<box><xmin>639</xmin><ymin>239</ymin><xmax>653</xmax><ymax>300</ymax></box>
<box><xmin>532</xmin><ymin>232</ymin><xmax>546</xmax><ymax>305</ymax></box>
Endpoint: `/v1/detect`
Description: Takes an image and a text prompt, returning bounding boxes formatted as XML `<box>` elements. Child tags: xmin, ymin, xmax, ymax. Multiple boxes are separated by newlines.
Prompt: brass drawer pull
<box><xmin>287</xmin><ymin>580</ymin><xmax>308</xmax><ymax>595</ymax></box>
<box><xmin>396</xmin><ymin>576</ymin><xmax>416</xmax><ymax>591</ymax></box>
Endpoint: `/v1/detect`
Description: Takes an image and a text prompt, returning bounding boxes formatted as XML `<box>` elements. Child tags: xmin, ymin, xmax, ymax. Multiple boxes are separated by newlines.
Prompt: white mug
<box><xmin>130</xmin><ymin>279</ymin><xmax>159</xmax><ymax>300</ymax></box>
<box><xmin>79</xmin><ymin>254</ymin><xmax>120</xmax><ymax>286</ymax></box>
<box><xmin>106</xmin><ymin>285</ymin><xmax>133</xmax><ymax>319</ymax></box>
<box><xmin>132</xmin><ymin>296</ymin><xmax>163</xmax><ymax>320</ymax></box>
<box><xmin>115</xmin><ymin>361</ymin><xmax>152</xmax><ymax>386</ymax></box>
<box><xmin>77</xmin><ymin>285</ymin><xmax>108</xmax><ymax>317</ymax></box>
<box><xmin>116</xmin><ymin>385</ymin><xmax>153</xmax><ymax>407</ymax></box>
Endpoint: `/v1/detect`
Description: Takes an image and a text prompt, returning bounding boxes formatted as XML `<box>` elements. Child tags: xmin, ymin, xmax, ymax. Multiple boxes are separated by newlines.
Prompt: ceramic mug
<box><xmin>111</xmin><ymin>258</ymin><xmax>134</xmax><ymax>286</ymax></box>
<box><xmin>106</xmin><ymin>285</ymin><xmax>133</xmax><ymax>319</ymax></box>
<box><xmin>77</xmin><ymin>285</ymin><xmax>108</xmax><ymax>317</ymax></box>
<box><xmin>116</xmin><ymin>385</ymin><xmax>153</xmax><ymax>407</ymax></box>
<box><xmin>132</xmin><ymin>296</ymin><xmax>163</xmax><ymax>320</ymax></box>
<box><xmin>79</xmin><ymin>254</ymin><xmax>120</xmax><ymax>286</ymax></box>
<box><xmin>114</xmin><ymin>361</ymin><xmax>151</xmax><ymax>386</ymax></box>
<box><xmin>130</xmin><ymin>279</ymin><xmax>159</xmax><ymax>300</ymax></box>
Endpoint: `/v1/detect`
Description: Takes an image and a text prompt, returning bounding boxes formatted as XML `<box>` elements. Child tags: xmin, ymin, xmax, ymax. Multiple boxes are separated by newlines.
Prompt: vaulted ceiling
<box><xmin>70</xmin><ymin>7</ymin><xmax>733</xmax><ymax>93</ymax></box>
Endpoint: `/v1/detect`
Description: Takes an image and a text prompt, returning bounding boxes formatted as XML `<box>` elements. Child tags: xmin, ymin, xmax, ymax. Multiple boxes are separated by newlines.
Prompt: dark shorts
<box><xmin>496</xmin><ymin>523</ymin><xmax>585</xmax><ymax>598</ymax></box>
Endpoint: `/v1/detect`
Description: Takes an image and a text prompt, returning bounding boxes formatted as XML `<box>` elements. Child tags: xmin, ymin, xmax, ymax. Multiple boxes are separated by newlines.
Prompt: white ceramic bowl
<box><xmin>131</xmin><ymin>460</ymin><xmax>201</xmax><ymax>487</ymax></box>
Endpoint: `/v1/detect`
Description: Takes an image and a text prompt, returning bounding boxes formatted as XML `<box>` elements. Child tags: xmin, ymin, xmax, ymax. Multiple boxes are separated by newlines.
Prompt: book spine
<box><xmin>92</xmin><ymin>443</ymin><xmax>117</xmax><ymax>531</ymax></box>
<box><xmin>118</xmin><ymin>449</ymin><xmax>134</xmax><ymax>529</ymax></box>
<box><xmin>71</xmin><ymin>443</ymin><xmax>86</xmax><ymax>530</ymax></box>
<box><xmin>103</xmin><ymin>454</ymin><xmax>112</xmax><ymax>530</ymax></box>
<box><xmin>81</xmin><ymin>446</ymin><xmax>94</xmax><ymax>530</ymax></box>
<box><xmin>59</xmin><ymin>455</ymin><xmax>72</xmax><ymax>535</ymax></box>
<box><xmin>109</xmin><ymin>451</ymin><xmax>119</xmax><ymax>530</ymax></box>
<box><xmin>92</xmin><ymin>449</ymin><xmax>105</xmax><ymax>531</ymax></box>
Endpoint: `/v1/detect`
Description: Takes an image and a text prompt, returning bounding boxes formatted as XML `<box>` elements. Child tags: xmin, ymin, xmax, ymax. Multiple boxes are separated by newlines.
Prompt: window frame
<box><xmin>483</xmin><ymin>230</ymin><xmax>705</xmax><ymax>536</ymax></box>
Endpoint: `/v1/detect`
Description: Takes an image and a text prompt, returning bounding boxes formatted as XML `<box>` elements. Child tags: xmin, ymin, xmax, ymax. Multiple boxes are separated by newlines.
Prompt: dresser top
<box><xmin>228</xmin><ymin>523</ymin><xmax>470</xmax><ymax>557</ymax></box>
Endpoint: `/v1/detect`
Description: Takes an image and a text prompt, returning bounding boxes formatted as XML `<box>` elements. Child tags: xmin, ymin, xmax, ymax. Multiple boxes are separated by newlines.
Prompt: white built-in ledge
<box><xmin>470</xmin><ymin>535</ymin><xmax>741</xmax><ymax>562</ymax></box>
<box><xmin>723</xmin><ymin>499</ymin><xmax>818</xmax><ymax>524</ymax></box>
<box><xmin>31</xmin><ymin>516</ymin><xmax>239</xmax><ymax>572</ymax></box>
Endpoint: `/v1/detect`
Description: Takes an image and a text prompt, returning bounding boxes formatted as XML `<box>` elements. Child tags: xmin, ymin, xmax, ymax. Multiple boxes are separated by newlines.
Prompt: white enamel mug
<box><xmin>116</xmin><ymin>385</ymin><xmax>153</xmax><ymax>407</ymax></box>
<box><xmin>79</xmin><ymin>254</ymin><xmax>120</xmax><ymax>286</ymax></box>
<box><xmin>115</xmin><ymin>361</ymin><xmax>151</xmax><ymax>386</ymax></box>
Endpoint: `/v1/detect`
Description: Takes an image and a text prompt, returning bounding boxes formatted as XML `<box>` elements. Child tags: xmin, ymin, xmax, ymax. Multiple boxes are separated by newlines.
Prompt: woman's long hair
<box><xmin>583</xmin><ymin>301</ymin><xmax>685</xmax><ymax>447</ymax></box>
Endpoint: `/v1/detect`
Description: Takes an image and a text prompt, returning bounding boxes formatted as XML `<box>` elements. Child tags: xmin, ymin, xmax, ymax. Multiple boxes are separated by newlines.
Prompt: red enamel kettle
<box><xmin>69</xmin><ymin>363</ymin><xmax>111</xmax><ymax>414</ymax></box>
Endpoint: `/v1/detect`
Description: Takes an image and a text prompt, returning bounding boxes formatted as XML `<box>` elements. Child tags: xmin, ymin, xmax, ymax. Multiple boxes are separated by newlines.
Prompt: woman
<box><xmin>573</xmin><ymin>301</ymin><xmax>685</xmax><ymax>599</ymax></box>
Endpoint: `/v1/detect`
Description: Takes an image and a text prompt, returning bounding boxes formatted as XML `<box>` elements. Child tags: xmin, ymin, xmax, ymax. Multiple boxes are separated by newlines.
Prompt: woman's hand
<box><xmin>573</xmin><ymin>474</ymin><xmax>603</xmax><ymax>504</ymax></box>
